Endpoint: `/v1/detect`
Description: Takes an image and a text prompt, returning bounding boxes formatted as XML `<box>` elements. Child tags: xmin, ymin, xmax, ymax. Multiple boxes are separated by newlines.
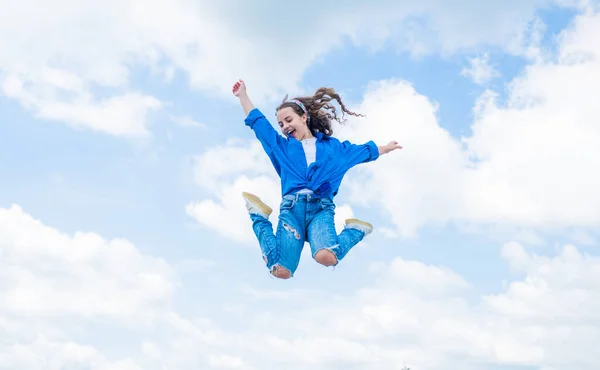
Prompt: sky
<box><xmin>1</xmin><ymin>0</ymin><xmax>600</xmax><ymax>369</ymax></box>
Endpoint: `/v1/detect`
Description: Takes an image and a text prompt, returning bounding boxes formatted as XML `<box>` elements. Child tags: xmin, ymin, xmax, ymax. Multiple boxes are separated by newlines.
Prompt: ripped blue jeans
<box><xmin>249</xmin><ymin>192</ymin><xmax>367</xmax><ymax>277</ymax></box>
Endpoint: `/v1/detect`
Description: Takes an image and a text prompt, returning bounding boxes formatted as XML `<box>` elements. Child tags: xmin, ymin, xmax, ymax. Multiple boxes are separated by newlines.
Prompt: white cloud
<box><xmin>369</xmin><ymin>258</ymin><xmax>471</xmax><ymax>295</ymax></box>
<box><xmin>461</xmin><ymin>53</ymin><xmax>500</xmax><ymax>84</ymax></box>
<box><xmin>3</xmin><ymin>3</ymin><xmax>600</xmax><ymax>370</ymax></box>
<box><xmin>1</xmin><ymin>73</ymin><xmax>162</xmax><ymax>137</ymax></box>
<box><xmin>569</xmin><ymin>229</ymin><xmax>596</xmax><ymax>245</ymax></box>
<box><xmin>0</xmin><ymin>204</ymin><xmax>175</xmax><ymax>318</ymax></box>
<box><xmin>1</xmin><ymin>204</ymin><xmax>599</xmax><ymax>369</ymax></box>
<box><xmin>190</xmin><ymin>139</ymin><xmax>275</xmax><ymax>194</ymax></box>
<box><xmin>0</xmin><ymin>0</ymin><xmax>585</xmax><ymax>136</ymax></box>
<box><xmin>490</xmin><ymin>242</ymin><xmax>600</xmax><ymax>321</ymax></box>
<box><xmin>0</xmin><ymin>204</ymin><xmax>176</xmax><ymax>368</ymax></box>
<box><xmin>237</xmin><ymin>242</ymin><xmax>600</xmax><ymax>370</ymax></box>
<box><xmin>186</xmin><ymin>173</ymin><xmax>281</xmax><ymax>244</ymax></box>
<box><xmin>0</xmin><ymin>335</ymin><xmax>143</xmax><ymax>370</ymax></box>
<box><xmin>170</xmin><ymin>115</ymin><xmax>206</xmax><ymax>129</ymax></box>
<box><xmin>185</xmin><ymin>139</ymin><xmax>280</xmax><ymax>243</ymax></box>
<box><xmin>0</xmin><ymin>204</ymin><xmax>248</xmax><ymax>369</ymax></box>
<box><xmin>336</xmin><ymin>78</ymin><xmax>469</xmax><ymax>237</ymax></box>
<box><xmin>207</xmin><ymin>354</ymin><xmax>248</xmax><ymax>369</ymax></box>
<box><xmin>146</xmin><ymin>241</ymin><xmax>597</xmax><ymax>370</ymax></box>
<box><xmin>331</xmin><ymin>8</ymin><xmax>600</xmax><ymax>239</ymax></box>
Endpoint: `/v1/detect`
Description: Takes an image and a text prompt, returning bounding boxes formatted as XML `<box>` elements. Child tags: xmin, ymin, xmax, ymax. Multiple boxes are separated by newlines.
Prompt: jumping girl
<box><xmin>232</xmin><ymin>79</ymin><xmax>401</xmax><ymax>279</ymax></box>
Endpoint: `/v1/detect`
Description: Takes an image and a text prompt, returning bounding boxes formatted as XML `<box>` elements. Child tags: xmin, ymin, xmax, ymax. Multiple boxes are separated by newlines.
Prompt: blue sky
<box><xmin>1</xmin><ymin>1</ymin><xmax>600</xmax><ymax>369</ymax></box>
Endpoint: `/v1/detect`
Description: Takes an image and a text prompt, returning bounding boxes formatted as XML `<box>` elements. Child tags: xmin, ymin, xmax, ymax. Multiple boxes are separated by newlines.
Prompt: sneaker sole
<box><xmin>345</xmin><ymin>218</ymin><xmax>373</xmax><ymax>229</ymax></box>
<box><xmin>242</xmin><ymin>192</ymin><xmax>273</xmax><ymax>215</ymax></box>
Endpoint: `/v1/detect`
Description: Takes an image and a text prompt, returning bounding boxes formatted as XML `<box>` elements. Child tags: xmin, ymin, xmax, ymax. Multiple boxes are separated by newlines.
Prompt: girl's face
<box><xmin>277</xmin><ymin>107</ymin><xmax>312</xmax><ymax>141</ymax></box>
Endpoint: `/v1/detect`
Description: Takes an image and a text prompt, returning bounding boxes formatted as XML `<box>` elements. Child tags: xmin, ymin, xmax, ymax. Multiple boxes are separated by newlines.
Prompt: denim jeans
<box><xmin>249</xmin><ymin>192</ymin><xmax>367</xmax><ymax>277</ymax></box>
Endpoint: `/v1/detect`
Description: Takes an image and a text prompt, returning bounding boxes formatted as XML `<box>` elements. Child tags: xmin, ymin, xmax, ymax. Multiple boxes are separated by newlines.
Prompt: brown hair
<box><xmin>277</xmin><ymin>87</ymin><xmax>365</xmax><ymax>136</ymax></box>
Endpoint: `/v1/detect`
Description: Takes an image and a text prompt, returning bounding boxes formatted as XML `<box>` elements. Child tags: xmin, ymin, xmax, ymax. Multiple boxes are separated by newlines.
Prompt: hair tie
<box><xmin>277</xmin><ymin>94</ymin><xmax>311</xmax><ymax>122</ymax></box>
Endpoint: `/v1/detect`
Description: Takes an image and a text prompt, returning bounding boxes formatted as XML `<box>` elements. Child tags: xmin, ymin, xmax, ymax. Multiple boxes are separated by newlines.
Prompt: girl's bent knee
<box><xmin>271</xmin><ymin>265</ymin><xmax>292</xmax><ymax>279</ymax></box>
<box><xmin>314</xmin><ymin>249</ymin><xmax>338</xmax><ymax>266</ymax></box>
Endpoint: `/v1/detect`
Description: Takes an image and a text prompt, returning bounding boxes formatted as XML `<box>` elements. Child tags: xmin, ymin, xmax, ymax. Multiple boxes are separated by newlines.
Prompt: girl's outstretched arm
<box><xmin>232</xmin><ymin>79</ymin><xmax>285</xmax><ymax>153</ymax></box>
<box><xmin>341</xmin><ymin>139</ymin><xmax>402</xmax><ymax>169</ymax></box>
<box><xmin>232</xmin><ymin>79</ymin><xmax>255</xmax><ymax>115</ymax></box>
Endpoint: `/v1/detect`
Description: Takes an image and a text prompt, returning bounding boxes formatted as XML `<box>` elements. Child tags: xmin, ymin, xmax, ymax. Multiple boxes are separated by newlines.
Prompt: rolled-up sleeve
<box><xmin>244</xmin><ymin>108</ymin><xmax>284</xmax><ymax>153</ymax></box>
<box><xmin>341</xmin><ymin>140</ymin><xmax>380</xmax><ymax>168</ymax></box>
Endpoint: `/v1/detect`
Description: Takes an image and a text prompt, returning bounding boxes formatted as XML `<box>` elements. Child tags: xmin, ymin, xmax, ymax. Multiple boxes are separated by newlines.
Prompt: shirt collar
<box><xmin>313</xmin><ymin>131</ymin><xmax>328</xmax><ymax>141</ymax></box>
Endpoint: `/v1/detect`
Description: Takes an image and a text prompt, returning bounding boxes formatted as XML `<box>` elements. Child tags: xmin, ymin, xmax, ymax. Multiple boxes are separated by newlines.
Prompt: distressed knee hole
<box><xmin>314</xmin><ymin>249</ymin><xmax>337</xmax><ymax>266</ymax></box>
<box><xmin>271</xmin><ymin>265</ymin><xmax>292</xmax><ymax>279</ymax></box>
<box><xmin>282</xmin><ymin>223</ymin><xmax>301</xmax><ymax>240</ymax></box>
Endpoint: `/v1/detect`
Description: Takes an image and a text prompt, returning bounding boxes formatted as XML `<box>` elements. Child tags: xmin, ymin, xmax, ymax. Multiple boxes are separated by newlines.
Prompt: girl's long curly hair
<box><xmin>276</xmin><ymin>87</ymin><xmax>364</xmax><ymax>136</ymax></box>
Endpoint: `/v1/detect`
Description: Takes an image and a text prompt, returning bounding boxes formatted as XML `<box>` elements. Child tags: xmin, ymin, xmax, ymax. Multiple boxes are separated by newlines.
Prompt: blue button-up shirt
<box><xmin>245</xmin><ymin>108</ymin><xmax>379</xmax><ymax>199</ymax></box>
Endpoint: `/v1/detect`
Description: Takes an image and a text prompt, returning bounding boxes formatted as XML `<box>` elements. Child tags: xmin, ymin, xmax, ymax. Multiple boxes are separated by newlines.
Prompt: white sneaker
<box><xmin>242</xmin><ymin>192</ymin><xmax>273</xmax><ymax>218</ymax></box>
<box><xmin>345</xmin><ymin>218</ymin><xmax>373</xmax><ymax>235</ymax></box>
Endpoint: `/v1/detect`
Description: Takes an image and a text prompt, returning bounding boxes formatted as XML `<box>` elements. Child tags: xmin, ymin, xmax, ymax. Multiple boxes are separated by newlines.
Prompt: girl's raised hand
<box><xmin>232</xmin><ymin>79</ymin><xmax>246</xmax><ymax>97</ymax></box>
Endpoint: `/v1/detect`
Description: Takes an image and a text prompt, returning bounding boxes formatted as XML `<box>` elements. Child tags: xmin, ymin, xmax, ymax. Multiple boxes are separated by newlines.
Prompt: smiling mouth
<box><xmin>286</xmin><ymin>129</ymin><xmax>296</xmax><ymax>138</ymax></box>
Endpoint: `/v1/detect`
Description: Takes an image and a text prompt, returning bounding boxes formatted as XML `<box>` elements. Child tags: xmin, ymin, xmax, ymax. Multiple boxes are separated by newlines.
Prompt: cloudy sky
<box><xmin>2</xmin><ymin>0</ymin><xmax>600</xmax><ymax>369</ymax></box>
